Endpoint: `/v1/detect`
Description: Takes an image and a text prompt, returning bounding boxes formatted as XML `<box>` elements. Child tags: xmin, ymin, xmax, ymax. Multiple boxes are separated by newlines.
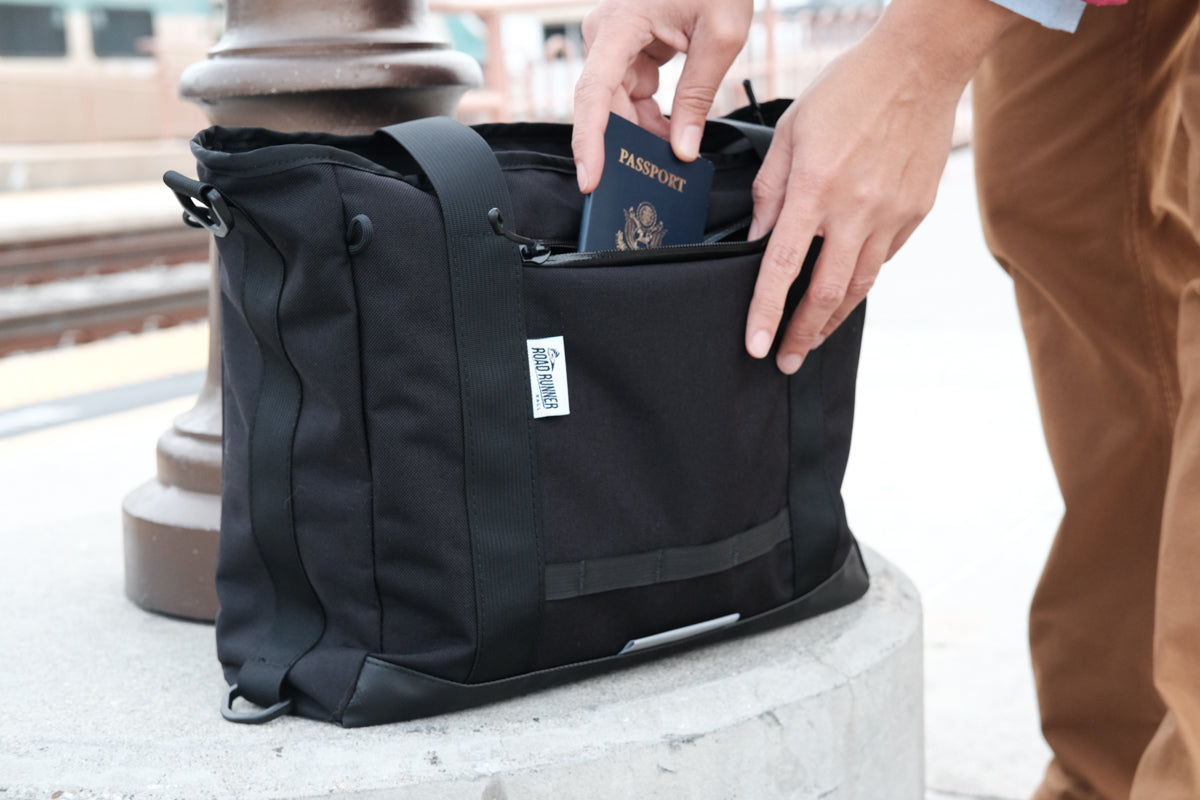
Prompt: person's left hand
<box><xmin>571</xmin><ymin>0</ymin><xmax>754</xmax><ymax>193</ymax></box>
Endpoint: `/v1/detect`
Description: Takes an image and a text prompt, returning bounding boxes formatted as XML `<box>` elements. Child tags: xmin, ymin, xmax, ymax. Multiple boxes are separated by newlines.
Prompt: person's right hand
<box><xmin>743</xmin><ymin>0</ymin><xmax>1017</xmax><ymax>373</ymax></box>
<box><xmin>570</xmin><ymin>0</ymin><xmax>753</xmax><ymax>193</ymax></box>
<box><xmin>571</xmin><ymin>0</ymin><xmax>1018</xmax><ymax>374</ymax></box>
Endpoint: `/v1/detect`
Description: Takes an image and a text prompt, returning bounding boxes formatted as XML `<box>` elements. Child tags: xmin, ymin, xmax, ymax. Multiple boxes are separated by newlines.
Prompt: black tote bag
<box><xmin>170</xmin><ymin>104</ymin><xmax>869</xmax><ymax>727</ymax></box>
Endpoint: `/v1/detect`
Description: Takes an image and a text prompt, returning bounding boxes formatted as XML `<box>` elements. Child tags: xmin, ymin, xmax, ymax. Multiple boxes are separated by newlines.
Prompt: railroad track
<box><xmin>0</xmin><ymin>224</ymin><xmax>209</xmax><ymax>287</ymax></box>
<box><xmin>0</xmin><ymin>224</ymin><xmax>211</xmax><ymax>357</ymax></box>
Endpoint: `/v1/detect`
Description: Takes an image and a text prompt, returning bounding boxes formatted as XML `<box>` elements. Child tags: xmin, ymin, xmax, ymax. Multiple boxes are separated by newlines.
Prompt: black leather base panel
<box><xmin>339</xmin><ymin>538</ymin><xmax>870</xmax><ymax>728</ymax></box>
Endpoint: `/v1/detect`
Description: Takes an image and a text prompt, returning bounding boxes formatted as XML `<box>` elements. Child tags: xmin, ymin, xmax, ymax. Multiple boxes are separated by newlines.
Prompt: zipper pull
<box><xmin>742</xmin><ymin>79</ymin><xmax>766</xmax><ymax>126</ymax></box>
<box><xmin>488</xmin><ymin>207</ymin><xmax>551</xmax><ymax>263</ymax></box>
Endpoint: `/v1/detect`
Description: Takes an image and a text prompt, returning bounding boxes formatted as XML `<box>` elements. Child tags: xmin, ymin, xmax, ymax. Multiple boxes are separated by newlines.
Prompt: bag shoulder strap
<box><xmin>221</xmin><ymin>202</ymin><xmax>326</xmax><ymax>724</ymax></box>
<box><xmin>164</xmin><ymin>171</ymin><xmax>325</xmax><ymax>725</ymax></box>
<box><xmin>374</xmin><ymin>118</ymin><xmax>544</xmax><ymax>684</ymax></box>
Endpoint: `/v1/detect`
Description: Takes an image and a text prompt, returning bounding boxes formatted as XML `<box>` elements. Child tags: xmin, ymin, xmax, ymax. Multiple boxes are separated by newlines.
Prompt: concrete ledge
<box><xmin>0</xmin><ymin>141</ymin><xmax>194</xmax><ymax>193</ymax></box>
<box><xmin>0</xmin><ymin>181</ymin><xmax>182</xmax><ymax>245</ymax></box>
<box><xmin>4</xmin><ymin>545</ymin><xmax>921</xmax><ymax>799</ymax></box>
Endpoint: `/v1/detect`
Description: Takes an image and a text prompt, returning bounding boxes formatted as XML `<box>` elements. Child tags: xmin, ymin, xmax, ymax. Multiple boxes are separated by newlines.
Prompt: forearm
<box><xmin>743</xmin><ymin>0</ymin><xmax>1023</xmax><ymax>369</ymax></box>
<box><xmin>869</xmin><ymin>0</ymin><xmax>1022</xmax><ymax>92</ymax></box>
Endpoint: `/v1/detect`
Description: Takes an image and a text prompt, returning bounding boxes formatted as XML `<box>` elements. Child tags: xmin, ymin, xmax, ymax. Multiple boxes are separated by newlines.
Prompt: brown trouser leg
<box><xmin>973</xmin><ymin>2</ymin><xmax>1200</xmax><ymax>799</ymax></box>
<box><xmin>1130</xmin><ymin>276</ymin><xmax>1200</xmax><ymax>799</ymax></box>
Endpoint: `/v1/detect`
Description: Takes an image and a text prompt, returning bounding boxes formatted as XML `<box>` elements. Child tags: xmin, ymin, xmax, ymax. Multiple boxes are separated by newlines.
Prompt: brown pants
<box><xmin>974</xmin><ymin>2</ymin><xmax>1200</xmax><ymax>799</ymax></box>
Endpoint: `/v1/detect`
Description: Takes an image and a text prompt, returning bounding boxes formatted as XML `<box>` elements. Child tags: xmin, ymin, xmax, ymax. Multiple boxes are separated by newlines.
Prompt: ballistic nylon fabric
<box><xmin>377</xmin><ymin>119</ymin><xmax>543</xmax><ymax>684</ymax></box>
<box><xmin>229</xmin><ymin>210</ymin><xmax>326</xmax><ymax>710</ymax></box>
<box><xmin>340</xmin><ymin>171</ymin><xmax>478</xmax><ymax>681</ymax></box>
<box><xmin>787</xmin><ymin>303</ymin><xmax>865</xmax><ymax>597</ymax></box>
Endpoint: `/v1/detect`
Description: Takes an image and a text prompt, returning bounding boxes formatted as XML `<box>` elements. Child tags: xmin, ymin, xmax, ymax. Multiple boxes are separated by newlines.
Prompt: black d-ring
<box><xmin>221</xmin><ymin>684</ymin><xmax>293</xmax><ymax>724</ymax></box>
<box><xmin>164</xmin><ymin>170</ymin><xmax>233</xmax><ymax>238</ymax></box>
<box><xmin>346</xmin><ymin>213</ymin><xmax>374</xmax><ymax>255</ymax></box>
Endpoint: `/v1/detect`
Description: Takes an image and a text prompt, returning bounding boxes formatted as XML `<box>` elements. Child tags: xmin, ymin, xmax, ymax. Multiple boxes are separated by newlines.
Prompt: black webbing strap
<box><xmin>711</xmin><ymin>118</ymin><xmax>773</xmax><ymax>161</ymax></box>
<box><xmin>544</xmin><ymin>509</ymin><xmax>790</xmax><ymax>601</ymax></box>
<box><xmin>225</xmin><ymin>208</ymin><xmax>325</xmax><ymax>723</ymax></box>
<box><xmin>377</xmin><ymin>118</ymin><xmax>542</xmax><ymax>684</ymax></box>
<box><xmin>786</xmin><ymin>348</ymin><xmax>844</xmax><ymax>597</ymax></box>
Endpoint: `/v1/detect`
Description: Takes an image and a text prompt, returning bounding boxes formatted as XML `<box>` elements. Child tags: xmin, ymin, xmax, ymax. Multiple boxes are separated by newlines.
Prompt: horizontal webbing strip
<box><xmin>544</xmin><ymin>510</ymin><xmax>790</xmax><ymax>602</ymax></box>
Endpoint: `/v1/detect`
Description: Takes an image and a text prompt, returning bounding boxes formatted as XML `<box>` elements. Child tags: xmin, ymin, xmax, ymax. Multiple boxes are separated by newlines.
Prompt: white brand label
<box><xmin>526</xmin><ymin>336</ymin><xmax>570</xmax><ymax>419</ymax></box>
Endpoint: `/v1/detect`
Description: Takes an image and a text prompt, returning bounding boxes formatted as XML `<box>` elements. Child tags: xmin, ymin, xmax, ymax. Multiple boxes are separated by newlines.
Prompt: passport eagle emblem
<box><xmin>617</xmin><ymin>201</ymin><xmax>667</xmax><ymax>250</ymax></box>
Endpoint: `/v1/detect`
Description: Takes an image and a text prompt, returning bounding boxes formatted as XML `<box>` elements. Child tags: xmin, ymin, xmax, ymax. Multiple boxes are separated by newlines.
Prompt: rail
<box><xmin>0</xmin><ymin>224</ymin><xmax>210</xmax><ymax>356</ymax></box>
<box><xmin>0</xmin><ymin>225</ymin><xmax>209</xmax><ymax>287</ymax></box>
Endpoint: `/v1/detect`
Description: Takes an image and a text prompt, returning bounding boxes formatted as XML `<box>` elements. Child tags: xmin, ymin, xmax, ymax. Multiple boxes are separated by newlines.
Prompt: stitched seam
<box><xmin>332</xmin><ymin>165</ymin><xmax>386</xmax><ymax>655</ymax></box>
<box><xmin>1126</xmin><ymin>2</ymin><xmax>1180</xmax><ymax>444</ymax></box>
<box><xmin>815</xmin><ymin>347</ymin><xmax>842</xmax><ymax>559</ymax></box>
<box><xmin>515</xmin><ymin>239</ymin><xmax>545</xmax><ymax>657</ymax></box>
<box><xmin>451</xmin><ymin>206</ymin><xmax>486</xmax><ymax>683</ymax></box>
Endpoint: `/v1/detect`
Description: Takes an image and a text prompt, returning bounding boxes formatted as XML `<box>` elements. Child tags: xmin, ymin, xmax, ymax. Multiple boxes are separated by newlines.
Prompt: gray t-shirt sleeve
<box><xmin>986</xmin><ymin>0</ymin><xmax>1087</xmax><ymax>31</ymax></box>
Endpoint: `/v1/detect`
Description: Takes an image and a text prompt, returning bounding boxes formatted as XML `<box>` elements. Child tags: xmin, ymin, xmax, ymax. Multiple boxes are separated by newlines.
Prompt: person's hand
<box><xmin>745</xmin><ymin>0</ymin><xmax>1018</xmax><ymax>373</ymax></box>
<box><xmin>570</xmin><ymin>0</ymin><xmax>753</xmax><ymax>193</ymax></box>
<box><xmin>570</xmin><ymin>0</ymin><xmax>1016</xmax><ymax>373</ymax></box>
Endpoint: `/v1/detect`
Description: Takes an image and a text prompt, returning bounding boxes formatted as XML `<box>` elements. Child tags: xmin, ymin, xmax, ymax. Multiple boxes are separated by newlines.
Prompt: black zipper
<box><xmin>533</xmin><ymin>237</ymin><xmax>765</xmax><ymax>266</ymax></box>
<box><xmin>489</xmin><ymin>207</ymin><xmax>763</xmax><ymax>267</ymax></box>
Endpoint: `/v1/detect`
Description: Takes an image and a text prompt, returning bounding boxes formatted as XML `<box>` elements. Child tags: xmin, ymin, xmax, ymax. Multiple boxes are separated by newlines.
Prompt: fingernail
<box><xmin>814</xmin><ymin>334</ymin><xmax>826</xmax><ymax>349</ymax></box>
<box><xmin>748</xmin><ymin>329</ymin><xmax>772</xmax><ymax>359</ymax></box>
<box><xmin>575</xmin><ymin>161</ymin><xmax>589</xmax><ymax>193</ymax></box>
<box><xmin>778</xmin><ymin>353</ymin><xmax>804</xmax><ymax>374</ymax></box>
<box><xmin>748</xmin><ymin>218</ymin><xmax>762</xmax><ymax>241</ymax></box>
<box><xmin>677</xmin><ymin>124</ymin><xmax>702</xmax><ymax>161</ymax></box>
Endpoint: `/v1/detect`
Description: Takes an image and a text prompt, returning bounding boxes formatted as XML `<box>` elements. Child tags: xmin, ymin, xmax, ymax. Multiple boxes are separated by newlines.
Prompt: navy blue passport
<box><xmin>578</xmin><ymin>113</ymin><xmax>714</xmax><ymax>252</ymax></box>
